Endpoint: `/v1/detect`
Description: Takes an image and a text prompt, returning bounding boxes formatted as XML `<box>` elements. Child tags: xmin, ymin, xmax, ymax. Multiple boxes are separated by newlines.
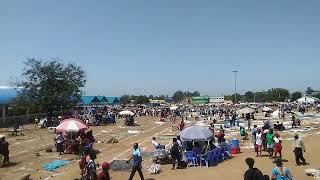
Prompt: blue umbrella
<box><xmin>180</xmin><ymin>126</ymin><xmax>213</xmax><ymax>142</ymax></box>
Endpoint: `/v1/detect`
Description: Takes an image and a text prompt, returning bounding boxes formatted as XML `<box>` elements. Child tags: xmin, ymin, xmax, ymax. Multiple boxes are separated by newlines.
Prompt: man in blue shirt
<box><xmin>128</xmin><ymin>143</ymin><xmax>144</xmax><ymax>180</ymax></box>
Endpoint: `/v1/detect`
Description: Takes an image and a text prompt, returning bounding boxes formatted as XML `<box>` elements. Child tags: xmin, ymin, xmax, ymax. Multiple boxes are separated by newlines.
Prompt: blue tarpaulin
<box><xmin>43</xmin><ymin>160</ymin><xmax>70</xmax><ymax>172</ymax></box>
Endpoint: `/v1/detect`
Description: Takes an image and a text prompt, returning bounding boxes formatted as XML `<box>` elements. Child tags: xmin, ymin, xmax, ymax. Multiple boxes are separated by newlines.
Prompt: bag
<box><xmin>148</xmin><ymin>164</ymin><xmax>160</xmax><ymax>174</ymax></box>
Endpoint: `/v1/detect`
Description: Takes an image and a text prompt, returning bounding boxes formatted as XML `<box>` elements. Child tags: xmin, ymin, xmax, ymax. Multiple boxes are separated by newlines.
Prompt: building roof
<box><xmin>0</xmin><ymin>86</ymin><xmax>19</xmax><ymax>104</ymax></box>
<box><xmin>80</xmin><ymin>96</ymin><xmax>100</xmax><ymax>105</ymax></box>
<box><xmin>106</xmin><ymin>97</ymin><xmax>120</xmax><ymax>104</ymax></box>
<box><xmin>96</xmin><ymin>96</ymin><xmax>108</xmax><ymax>103</ymax></box>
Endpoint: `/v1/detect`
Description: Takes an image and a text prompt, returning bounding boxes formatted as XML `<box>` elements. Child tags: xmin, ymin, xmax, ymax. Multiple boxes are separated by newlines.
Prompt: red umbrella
<box><xmin>56</xmin><ymin>118</ymin><xmax>88</xmax><ymax>132</ymax></box>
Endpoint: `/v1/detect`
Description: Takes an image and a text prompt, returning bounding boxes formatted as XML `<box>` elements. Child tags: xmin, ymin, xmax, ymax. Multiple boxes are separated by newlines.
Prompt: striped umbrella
<box><xmin>56</xmin><ymin>118</ymin><xmax>88</xmax><ymax>132</ymax></box>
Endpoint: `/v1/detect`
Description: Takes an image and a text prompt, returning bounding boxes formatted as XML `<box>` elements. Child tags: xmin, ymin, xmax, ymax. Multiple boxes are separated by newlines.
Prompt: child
<box><xmin>98</xmin><ymin>162</ymin><xmax>111</xmax><ymax>180</ymax></box>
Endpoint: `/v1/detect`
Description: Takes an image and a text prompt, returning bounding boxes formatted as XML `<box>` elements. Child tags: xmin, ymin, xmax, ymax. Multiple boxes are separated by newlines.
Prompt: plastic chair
<box><xmin>223</xmin><ymin>144</ymin><xmax>232</xmax><ymax>159</ymax></box>
<box><xmin>200</xmin><ymin>151</ymin><xmax>212</xmax><ymax>168</ymax></box>
<box><xmin>185</xmin><ymin>151</ymin><xmax>198</xmax><ymax>167</ymax></box>
<box><xmin>216</xmin><ymin>147</ymin><xmax>224</xmax><ymax>163</ymax></box>
<box><xmin>210</xmin><ymin>149</ymin><xmax>218</xmax><ymax>166</ymax></box>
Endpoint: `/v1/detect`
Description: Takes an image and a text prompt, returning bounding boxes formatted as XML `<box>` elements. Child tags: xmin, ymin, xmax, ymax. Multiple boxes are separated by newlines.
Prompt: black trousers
<box><xmin>294</xmin><ymin>147</ymin><xmax>306</xmax><ymax>165</ymax></box>
<box><xmin>172</xmin><ymin>155</ymin><xmax>181</xmax><ymax>168</ymax></box>
<box><xmin>128</xmin><ymin>165</ymin><xmax>144</xmax><ymax>180</ymax></box>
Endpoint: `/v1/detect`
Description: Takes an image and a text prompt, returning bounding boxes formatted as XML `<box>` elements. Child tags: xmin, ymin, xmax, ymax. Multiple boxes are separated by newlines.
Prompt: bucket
<box><xmin>230</xmin><ymin>147</ymin><xmax>240</xmax><ymax>154</ymax></box>
<box><xmin>231</xmin><ymin>139</ymin><xmax>239</xmax><ymax>148</ymax></box>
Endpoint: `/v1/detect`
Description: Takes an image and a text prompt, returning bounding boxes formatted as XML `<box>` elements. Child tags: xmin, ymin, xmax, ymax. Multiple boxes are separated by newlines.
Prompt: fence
<box><xmin>0</xmin><ymin>113</ymin><xmax>47</xmax><ymax>128</ymax></box>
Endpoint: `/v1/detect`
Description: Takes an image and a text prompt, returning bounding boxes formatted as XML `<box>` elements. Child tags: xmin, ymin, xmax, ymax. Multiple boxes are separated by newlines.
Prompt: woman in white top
<box><xmin>273</xmin><ymin>133</ymin><xmax>283</xmax><ymax>159</ymax></box>
<box><xmin>255</xmin><ymin>129</ymin><xmax>263</xmax><ymax>157</ymax></box>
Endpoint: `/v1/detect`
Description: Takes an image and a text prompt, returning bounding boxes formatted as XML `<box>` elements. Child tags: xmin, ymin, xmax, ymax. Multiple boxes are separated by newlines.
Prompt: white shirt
<box><xmin>152</xmin><ymin>140</ymin><xmax>159</xmax><ymax>147</ymax></box>
<box><xmin>255</xmin><ymin>133</ymin><xmax>262</xmax><ymax>145</ymax></box>
<box><xmin>274</xmin><ymin>136</ymin><xmax>281</xmax><ymax>143</ymax></box>
<box><xmin>177</xmin><ymin>140</ymin><xmax>182</xmax><ymax>148</ymax></box>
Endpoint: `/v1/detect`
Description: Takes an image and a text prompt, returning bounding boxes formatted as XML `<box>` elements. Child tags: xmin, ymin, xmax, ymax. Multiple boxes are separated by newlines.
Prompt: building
<box><xmin>209</xmin><ymin>96</ymin><xmax>224</xmax><ymax>104</ymax></box>
<box><xmin>80</xmin><ymin>96</ymin><xmax>120</xmax><ymax>106</ymax></box>
<box><xmin>192</xmin><ymin>96</ymin><xmax>209</xmax><ymax>105</ymax></box>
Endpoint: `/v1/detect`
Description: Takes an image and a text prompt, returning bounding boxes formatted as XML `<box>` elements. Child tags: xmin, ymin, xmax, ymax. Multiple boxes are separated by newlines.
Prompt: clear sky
<box><xmin>1</xmin><ymin>1</ymin><xmax>319</xmax><ymax>96</ymax></box>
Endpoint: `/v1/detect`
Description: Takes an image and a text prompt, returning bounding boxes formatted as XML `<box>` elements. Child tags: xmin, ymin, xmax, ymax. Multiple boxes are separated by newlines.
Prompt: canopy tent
<box><xmin>297</xmin><ymin>96</ymin><xmax>319</xmax><ymax>104</ymax></box>
<box><xmin>119</xmin><ymin>110</ymin><xmax>135</xmax><ymax>116</ymax></box>
<box><xmin>170</xmin><ymin>105</ymin><xmax>178</xmax><ymax>110</ymax></box>
<box><xmin>237</xmin><ymin>107</ymin><xmax>255</xmax><ymax>114</ymax></box>
<box><xmin>180</xmin><ymin>125</ymin><xmax>213</xmax><ymax>142</ymax></box>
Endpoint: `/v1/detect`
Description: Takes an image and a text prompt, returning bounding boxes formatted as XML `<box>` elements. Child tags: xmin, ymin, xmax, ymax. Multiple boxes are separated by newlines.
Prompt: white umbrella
<box><xmin>0</xmin><ymin>134</ymin><xmax>5</xmax><ymax>138</ymax></box>
<box><xmin>180</xmin><ymin>126</ymin><xmax>213</xmax><ymax>142</ymax></box>
<box><xmin>170</xmin><ymin>106</ymin><xmax>178</xmax><ymax>110</ymax></box>
<box><xmin>262</xmin><ymin>107</ymin><xmax>273</xmax><ymax>112</ymax></box>
<box><xmin>119</xmin><ymin>110</ymin><xmax>135</xmax><ymax>116</ymax></box>
<box><xmin>237</xmin><ymin>107</ymin><xmax>255</xmax><ymax>114</ymax></box>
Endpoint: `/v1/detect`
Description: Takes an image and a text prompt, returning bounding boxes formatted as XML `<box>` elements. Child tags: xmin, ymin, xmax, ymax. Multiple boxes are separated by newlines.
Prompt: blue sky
<box><xmin>0</xmin><ymin>1</ymin><xmax>319</xmax><ymax>96</ymax></box>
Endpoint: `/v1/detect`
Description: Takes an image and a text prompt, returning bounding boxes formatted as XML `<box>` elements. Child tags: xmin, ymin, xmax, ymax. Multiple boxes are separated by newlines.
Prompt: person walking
<box><xmin>293</xmin><ymin>133</ymin><xmax>306</xmax><ymax>165</ymax></box>
<box><xmin>128</xmin><ymin>143</ymin><xmax>144</xmax><ymax>180</ymax></box>
<box><xmin>255</xmin><ymin>129</ymin><xmax>263</xmax><ymax>157</ymax></box>
<box><xmin>273</xmin><ymin>133</ymin><xmax>282</xmax><ymax>159</ymax></box>
<box><xmin>266</xmin><ymin>129</ymin><xmax>275</xmax><ymax>159</ymax></box>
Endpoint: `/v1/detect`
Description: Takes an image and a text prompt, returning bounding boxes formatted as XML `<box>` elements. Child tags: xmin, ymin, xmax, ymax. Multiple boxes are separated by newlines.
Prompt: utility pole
<box><xmin>232</xmin><ymin>70</ymin><xmax>238</xmax><ymax>104</ymax></box>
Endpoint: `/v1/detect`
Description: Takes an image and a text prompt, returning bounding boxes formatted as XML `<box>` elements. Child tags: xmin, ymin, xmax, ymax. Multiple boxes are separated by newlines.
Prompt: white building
<box><xmin>209</xmin><ymin>96</ymin><xmax>224</xmax><ymax>103</ymax></box>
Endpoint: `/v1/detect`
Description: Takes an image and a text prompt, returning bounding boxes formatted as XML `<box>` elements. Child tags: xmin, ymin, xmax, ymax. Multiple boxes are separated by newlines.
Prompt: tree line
<box><xmin>225</xmin><ymin>87</ymin><xmax>320</xmax><ymax>103</ymax></box>
<box><xmin>8</xmin><ymin>58</ymin><xmax>320</xmax><ymax>117</ymax></box>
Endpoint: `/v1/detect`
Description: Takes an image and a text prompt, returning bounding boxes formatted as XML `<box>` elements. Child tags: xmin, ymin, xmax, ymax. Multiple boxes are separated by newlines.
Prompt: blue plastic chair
<box><xmin>210</xmin><ymin>149</ymin><xmax>218</xmax><ymax>166</ymax></box>
<box><xmin>223</xmin><ymin>144</ymin><xmax>232</xmax><ymax>159</ymax></box>
<box><xmin>216</xmin><ymin>147</ymin><xmax>224</xmax><ymax>163</ymax></box>
<box><xmin>200</xmin><ymin>151</ymin><xmax>212</xmax><ymax>168</ymax></box>
<box><xmin>185</xmin><ymin>151</ymin><xmax>198</xmax><ymax>167</ymax></box>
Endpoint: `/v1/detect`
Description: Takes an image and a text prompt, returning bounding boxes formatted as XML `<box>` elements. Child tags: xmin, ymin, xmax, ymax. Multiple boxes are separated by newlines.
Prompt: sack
<box><xmin>148</xmin><ymin>164</ymin><xmax>160</xmax><ymax>174</ymax></box>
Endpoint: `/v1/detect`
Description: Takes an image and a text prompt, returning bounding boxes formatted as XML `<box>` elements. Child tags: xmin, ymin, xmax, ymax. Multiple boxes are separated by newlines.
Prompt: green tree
<box><xmin>120</xmin><ymin>95</ymin><xmax>131</xmax><ymax>105</ymax></box>
<box><xmin>243</xmin><ymin>91</ymin><xmax>254</xmax><ymax>102</ymax></box>
<box><xmin>192</xmin><ymin>91</ymin><xmax>200</xmax><ymax>97</ymax></box>
<box><xmin>172</xmin><ymin>90</ymin><xmax>184</xmax><ymax>103</ymax></box>
<box><xmin>266</xmin><ymin>88</ymin><xmax>290</xmax><ymax>102</ymax></box>
<box><xmin>16</xmin><ymin>58</ymin><xmax>86</xmax><ymax>117</ymax></box>
<box><xmin>134</xmin><ymin>95</ymin><xmax>149</xmax><ymax>104</ymax></box>
<box><xmin>254</xmin><ymin>91</ymin><xmax>268</xmax><ymax>102</ymax></box>
<box><xmin>306</xmin><ymin>87</ymin><xmax>314</xmax><ymax>96</ymax></box>
<box><xmin>313</xmin><ymin>93</ymin><xmax>320</xmax><ymax>100</ymax></box>
<box><xmin>291</xmin><ymin>91</ymin><xmax>302</xmax><ymax>101</ymax></box>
